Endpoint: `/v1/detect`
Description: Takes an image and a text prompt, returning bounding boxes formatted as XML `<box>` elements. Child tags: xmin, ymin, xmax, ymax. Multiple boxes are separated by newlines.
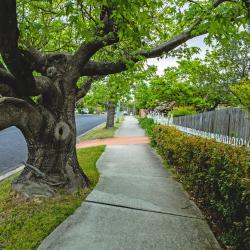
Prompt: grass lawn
<box><xmin>80</xmin><ymin>116</ymin><xmax>124</xmax><ymax>141</ymax></box>
<box><xmin>0</xmin><ymin>146</ymin><xmax>105</xmax><ymax>250</ymax></box>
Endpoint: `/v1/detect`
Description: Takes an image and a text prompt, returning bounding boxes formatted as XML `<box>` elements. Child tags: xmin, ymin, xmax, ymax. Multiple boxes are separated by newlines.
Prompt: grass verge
<box><xmin>0</xmin><ymin>146</ymin><xmax>105</xmax><ymax>250</ymax></box>
<box><xmin>80</xmin><ymin>116</ymin><xmax>124</xmax><ymax>141</ymax></box>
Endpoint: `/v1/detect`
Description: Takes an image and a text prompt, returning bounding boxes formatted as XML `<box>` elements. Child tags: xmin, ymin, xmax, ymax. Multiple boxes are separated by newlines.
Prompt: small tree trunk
<box><xmin>106</xmin><ymin>101</ymin><xmax>115</xmax><ymax>129</ymax></box>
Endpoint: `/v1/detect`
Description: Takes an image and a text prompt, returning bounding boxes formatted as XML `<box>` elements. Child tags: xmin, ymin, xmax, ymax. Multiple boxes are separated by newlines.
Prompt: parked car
<box><xmin>81</xmin><ymin>108</ymin><xmax>89</xmax><ymax>114</ymax></box>
<box><xmin>123</xmin><ymin>111</ymin><xmax>128</xmax><ymax>115</ymax></box>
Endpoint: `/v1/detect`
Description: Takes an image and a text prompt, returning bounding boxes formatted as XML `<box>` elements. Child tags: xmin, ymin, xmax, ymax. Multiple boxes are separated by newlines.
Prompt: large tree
<box><xmin>0</xmin><ymin>0</ymin><xmax>248</xmax><ymax>197</ymax></box>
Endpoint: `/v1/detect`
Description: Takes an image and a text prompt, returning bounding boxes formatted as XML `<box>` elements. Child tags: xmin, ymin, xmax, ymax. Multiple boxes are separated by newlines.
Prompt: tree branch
<box><xmin>0</xmin><ymin>0</ymin><xmax>38</xmax><ymax>95</ymax></box>
<box><xmin>76</xmin><ymin>76</ymin><xmax>100</xmax><ymax>100</ymax></box>
<box><xmin>82</xmin><ymin>60</ymin><xmax>127</xmax><ymax>76</ymax></box>
<box><xmin>21</xmin><ymin>44</ymin><xmax>46</xmax><ymax>73</ymax></box>
<box><xmin>0</xmin><ymin>68</ymin><xmax>18</xmax><ymax>88</ymax></box>
<box><xmin>70</xmin><ymin>34</ymin><xmax>118</xmax><ymax>77</ymax></box>
<box><xmin>0</xmin><ymin>84</ymin><xmax>16</xmax><ymax>97</ymax></box>
<box><xmin>69</xmin><ymin>6</ymin><xmax>118</xmax><ymax>77</ymax></box>
<box><xmin>81</xmin><ymin>22</ymin><xmax>204</xmax><ymax>76</ymax></box>
<box><xmin>34</xmin><ymin>76</ymin><xmax>54</xmax><ymax>95</ymax></box>
<box><xmin>0</xmin><ymin>97</ymin><xmax>42</xmax><ymax>138</ymax></box>
<box><xmin>0</xmin><ymin>66</ymin><xmax>53</xmax><ymax>96</ymax></box>
<box><xmin>81</xmin><ymin>0</ymin><xmax>234</xmax><ymax>76</ymax></box>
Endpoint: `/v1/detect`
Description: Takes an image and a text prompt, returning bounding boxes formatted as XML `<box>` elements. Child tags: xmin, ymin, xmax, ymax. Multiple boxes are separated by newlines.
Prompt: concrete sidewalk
<box><xmin>39</xmin><ymin>116</ymin><xmax>221</xmax><ymax>250</ymax></box>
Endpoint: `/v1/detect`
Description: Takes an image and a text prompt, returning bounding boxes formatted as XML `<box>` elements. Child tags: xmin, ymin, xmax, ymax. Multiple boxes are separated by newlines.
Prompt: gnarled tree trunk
<box><xmin>12</xmin><ymin>112</ymin><xmax>89</xmax><ymax>198</ymax></box>
<box><xmin>0</xmin><ymin>75</ymin><xmax>90</xmax><ymax>198</ymax></box>
<box><xmin>106</xmin><ymin>101</ymin><xmax>115</xmax><ymax>128</ymax></box>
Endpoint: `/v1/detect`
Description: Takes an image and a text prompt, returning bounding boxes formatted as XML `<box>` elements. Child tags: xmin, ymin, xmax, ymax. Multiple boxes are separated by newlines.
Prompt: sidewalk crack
<box><xmin>85</xmin><ymin>200</ymin><xmax>204</xmax><ymax>221</ymax></box>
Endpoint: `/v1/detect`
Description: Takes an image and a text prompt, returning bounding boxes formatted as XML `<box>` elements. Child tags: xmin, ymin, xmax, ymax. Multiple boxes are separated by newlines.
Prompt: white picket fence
<box><xmin>147</xmin><ymin>112</ymin><xmax>250</xmax><ymax>148</ymax></box>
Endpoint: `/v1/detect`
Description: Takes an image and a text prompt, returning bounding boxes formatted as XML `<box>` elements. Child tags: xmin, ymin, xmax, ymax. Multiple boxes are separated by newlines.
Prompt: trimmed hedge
<box><xmin>153</xmin><ymin>125</ymin><xmax>250</xmax><ymax>249</ymax></box>
<box><xmin>138</xmin><ymin>117</ymin><xmax>155</xmax><ymax>137</ymax></box>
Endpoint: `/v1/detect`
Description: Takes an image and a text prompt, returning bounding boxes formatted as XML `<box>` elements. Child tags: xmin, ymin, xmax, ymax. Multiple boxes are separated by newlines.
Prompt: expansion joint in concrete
<box><xmin>85</xmin><ymin>200</ymin><xmax>204</xmax><ymax>221</ymax></box>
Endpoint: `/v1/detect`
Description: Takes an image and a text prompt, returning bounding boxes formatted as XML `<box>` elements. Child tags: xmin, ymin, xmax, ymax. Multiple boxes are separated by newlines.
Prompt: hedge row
<box><xmin>155</xmin><ymin>125</ymin><xmax>250</xmax><ymax>249</ymax></box>
<box><xmin>138</xmin><ymin>117</ymin><xmax>155</xmax><ymax>137</ymax></box>
<box><xmin>139</xmin><ymin>117</ymin><xmax>250</xmax><ymax>249</ymax></box>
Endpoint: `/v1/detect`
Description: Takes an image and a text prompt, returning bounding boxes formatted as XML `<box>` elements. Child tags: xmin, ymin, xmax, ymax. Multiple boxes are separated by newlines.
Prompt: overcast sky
<box><xmin>146</xmin><ymin>35</ymin><xmax>211</xmax><ymax>75</ymax></box>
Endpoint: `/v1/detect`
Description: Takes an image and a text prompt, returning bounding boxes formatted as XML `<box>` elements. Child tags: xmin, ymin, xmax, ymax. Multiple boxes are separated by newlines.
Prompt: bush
<box><xmin>138</xmin><ymin>117</ymin><xmax>155</xmax><ymax>136</ymax></box>
<box><xmin>153</xmin><ymin>125</ymin><xmax>250</xmax><ymax>249</ymax></box>
<box><xmin>170</xmin><ymin>106</ymin><xmax>197</xmax><ymax>117</ymax></box>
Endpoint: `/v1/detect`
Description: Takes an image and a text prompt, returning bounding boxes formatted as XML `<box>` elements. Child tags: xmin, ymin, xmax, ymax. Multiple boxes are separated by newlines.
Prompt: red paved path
<box><xmin>76</xmin><ymin>136</ymin><xmax>149</xmax><ymax>149</ymax></box>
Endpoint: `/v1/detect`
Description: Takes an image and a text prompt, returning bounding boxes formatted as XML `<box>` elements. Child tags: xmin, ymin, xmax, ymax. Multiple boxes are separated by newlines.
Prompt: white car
<box><xmin>81</xmin><ymin>108</ymin><xmax>89</xmax><ymax>114</ymax></box>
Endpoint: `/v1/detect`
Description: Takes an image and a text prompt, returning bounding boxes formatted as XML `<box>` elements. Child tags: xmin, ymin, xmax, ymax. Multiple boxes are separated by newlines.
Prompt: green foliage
<box><xmin>0</xmin><ymin>146</ymin><xmax>105</xmax><ymax>250</ymax></box>
<box><xmin>135</xmin><ymin>61</ymin><xmax>236</xmax><ymax>111</ymax></box>
<box><xmin>82</xmin><ymin>65</ymin><xmax>155</xmax><ymax>112</ymax></box>
<box><xmin>138</xmin><ymin>117</ymin><xmax>156</xmax><ymax>146</ymax></box>
<box><xmin>170</xmin><ymin>106</ymin><xmax>197</xmax><ymax>117</ymax></box>
<box><xmin>135</xmin><ymin>35</ymin><xmax>249</xmax><ymax>112</ymax></box>
<box><xmin>16</xmin><ymin>0</ymin><xmax>247</xmax><ymax>64</ymax></box>
<box><xmin>230</xmin><ymin>79</ymin><xmax>250</xmax><ymax>111</ymax></box>
<box><xmin>81</xmin><ymin>71</ymin><xmax>133</xmax><ymax>111</ymax></box>
<box><xmin>153</xmin><ymin>125</ymin><xmax>250</xmax><ymax>249</ymax></box>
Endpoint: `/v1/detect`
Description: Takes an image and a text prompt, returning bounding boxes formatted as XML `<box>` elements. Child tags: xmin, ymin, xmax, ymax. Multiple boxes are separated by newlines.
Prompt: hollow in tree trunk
<box><xmin>12</xmin><ymin>117</ymin><xmax>89</xmax><ymax>198</ymax></box>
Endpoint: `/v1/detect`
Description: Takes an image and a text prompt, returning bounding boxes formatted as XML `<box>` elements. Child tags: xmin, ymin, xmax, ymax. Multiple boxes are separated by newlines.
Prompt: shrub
<box><xmin>138</xmin><ymin>117</ymin><xmax>157</xmax><ymax>146</ymax></box>
<box><xmin>170</xmin><ymin>106</ymin><xmax>197</xmax><ymax>117</ymax></box>
<box><xmin>153</xmin><ymin>125</ymin><xmax>250</xmax><ymax>250</ymax></box>
<box><xmin>138</xmin><ymin>117</ymin><xmax>155</xmax><ymax>136</ymax></box>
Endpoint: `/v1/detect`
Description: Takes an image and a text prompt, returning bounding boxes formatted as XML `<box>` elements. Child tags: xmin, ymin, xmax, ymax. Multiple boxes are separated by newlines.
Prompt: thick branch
<box><xmin>0</xmin><ymin>97</ymin><xmax>42</xmax><ymax>137</ymax></box>
<box><xmin>0</xmin><ymin>68</ymin><xmax>55</xmax><ymax>97</ymax></box>
<box><xmin>21</xmin><ymin>45</ymin><xmax>46</xmax><ymax>73</ymax></box>
<box><xmin>81</xmin><ymin>0</ymin><xmax>234</xmax><ymax>76</ymax></box>
<box><xmin>0</xmin><ymin>84</ymin><xmax>16</xmax><ymax>97</ymax></box>
<box><xmin>76</xmin><ymin>76</ymin><xmax>100</xmax><ymax>100</ymax></box>
<box><xmin>0</xmin><ymin>0</ymin><xmax>37</xmax><ymax>94</ymax></box>
<box><xmin>34</xmin><ymin>76</ymin><xmax>54</xmax><ymax>95</ymax></box>
<box><xmin>0</xmin><ymin>68</ymin><xmax>18</xmax><ymax>88</ymax></box>
<box><xmin>0</xmin><ymin>67</ymin><xmax>53</xmax><ymax>96</ymax></box>
<box><xmin>69</xmin><ymin>6</ymin><xmax>117</xmax><ymax>77</ymax></box>
<box><xmin>139</xmin><ymin>20</ymin><xmax>204</xmax><ymax>58</ymax></box>
<box><xmin>82</xmin><ymin>60</ymin><xmax>127</xmax><ymax>76</ymax></box>
<box><xmin>81</xmin><ymin>25</ymin><xmax>202</xmax><ymax>76</ymax></box>
<box><xmin>70</xmin><ymin>35</ymin><xmax>118</xmax><ymax>76</ymax></box>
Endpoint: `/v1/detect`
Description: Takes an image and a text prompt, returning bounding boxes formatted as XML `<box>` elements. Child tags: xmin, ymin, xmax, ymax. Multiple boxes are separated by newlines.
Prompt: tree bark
<box><xmin>9</xmin><ymin>80</ymin><xmax>89</xmax><ymax>198</ymax></box>
<box><xmin>106</xmin><ymin>102</ymin><xmax>115</xmax><ymax>129</ymax></box>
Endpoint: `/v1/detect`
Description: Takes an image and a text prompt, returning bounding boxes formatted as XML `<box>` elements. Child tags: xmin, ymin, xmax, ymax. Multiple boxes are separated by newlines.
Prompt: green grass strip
<box><xmin>0</xmin><ymin>146</ymin><xmax>105</xmax><ymax>250</ymax></box>
<box><xmin>80</xmin><ymin>116</ymin><xmax>124</xmax><ymax>141</ymax></box>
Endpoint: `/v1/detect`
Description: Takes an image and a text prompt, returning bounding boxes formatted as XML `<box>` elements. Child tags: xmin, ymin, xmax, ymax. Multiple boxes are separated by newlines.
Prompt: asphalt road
<box><xmin>0</xmin><ymin>114</ymin><xmax>106</xmax><ymax>175</ymax></box>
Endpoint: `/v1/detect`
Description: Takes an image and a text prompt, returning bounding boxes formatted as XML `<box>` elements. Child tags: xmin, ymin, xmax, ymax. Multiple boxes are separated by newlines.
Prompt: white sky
<box><xmin>146</xmin><ymin>35</ymin><xmax>211</xmax><ymax>75</ymax></box>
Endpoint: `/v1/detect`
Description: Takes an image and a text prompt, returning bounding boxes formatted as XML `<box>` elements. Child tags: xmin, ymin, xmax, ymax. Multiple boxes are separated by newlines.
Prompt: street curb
<box><xmin>76</xmin><ymin>122</ymin><xmax>106</xmax><ymax>143</ymax></box>
<box><xmin>0</xmin><ymin>165</ymin><xmax>25</xmax><ymax>182</ymax></box>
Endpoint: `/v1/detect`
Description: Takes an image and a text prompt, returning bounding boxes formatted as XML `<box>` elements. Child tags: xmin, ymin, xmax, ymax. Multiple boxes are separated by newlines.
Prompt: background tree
<box><xmin>230</xmin><ymin>78</ymin><xmax>250</xmax><ymax>110</ymax></box>
<box><xmin>135</xmin><ymin>34</ymin><xmax>249</xmax><ymax>113</ymax></box>
<box><xmin>81</xmin><ymin>74</ymin><xmax>132</xmax><ymax>128</ymax></box>
<box><xmin>0</xmin><ymin>0</ymin><xmax>248</xmax><ymax>197</ymax></box>
<box><xmin>82</xmin><ymin>65</ymin><xmax>155</xmax><ymax>128</ymax></box>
